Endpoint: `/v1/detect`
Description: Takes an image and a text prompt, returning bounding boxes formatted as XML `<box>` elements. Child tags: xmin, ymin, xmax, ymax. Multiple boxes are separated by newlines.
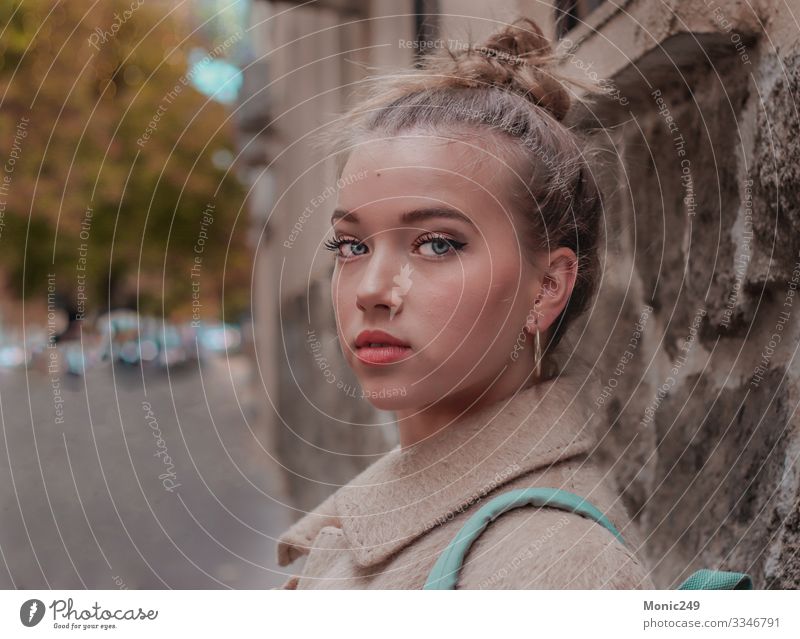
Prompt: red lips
<box><xmin>355</xmin><ymin>329</ymin><xmax>410</xmax><ymax>349</ymax></box>
<box><xmin>354</xmin><ymin>330</ymin><xmax>411</xmax><ymax>365</ymax></box>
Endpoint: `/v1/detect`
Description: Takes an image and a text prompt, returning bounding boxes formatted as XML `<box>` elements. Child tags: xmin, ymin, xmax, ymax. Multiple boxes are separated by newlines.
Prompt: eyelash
<box><xmin>323</xmin><ymin>232</ymin><xmax>467</xmax><ymax>259</ymax></box>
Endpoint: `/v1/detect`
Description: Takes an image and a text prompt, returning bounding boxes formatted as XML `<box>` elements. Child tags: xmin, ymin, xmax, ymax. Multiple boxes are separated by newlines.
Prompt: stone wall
<box><xmin>564</xmin><ymin>0</ymin><xmax>800</xmax><ymax>588</ymax></box>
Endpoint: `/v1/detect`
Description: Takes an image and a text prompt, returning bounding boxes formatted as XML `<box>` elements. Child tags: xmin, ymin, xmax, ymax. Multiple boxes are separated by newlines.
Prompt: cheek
<box><xmin>455</xmin><ymin>264</ymin><xmax>526</xmax><ymax>339</ymax></box>
<box><xmin>420</xmin><ymin>262</ymin><xmax>518</xmax><ymax>340</ymax></box>
<box><xmin>417</xmin><ymin>284</ymin><xmax>465</xmax><ymax>339</ymax></box>
<box><xmin>330</xmin><ymin>268</ymin><xmax>351</xmax><ymax>329</ymax></box>
<box><xmin>330</xmin><ymin>265</ymin><xmax>350</xmax><ymax>308</ymax></box>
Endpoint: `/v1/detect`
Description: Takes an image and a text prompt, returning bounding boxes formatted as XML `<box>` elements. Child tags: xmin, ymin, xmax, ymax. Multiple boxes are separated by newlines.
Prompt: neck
<box><xmin>394</xmin><ymin>353</ymin><xmax>541</xmax><ymax>450</ymax></box>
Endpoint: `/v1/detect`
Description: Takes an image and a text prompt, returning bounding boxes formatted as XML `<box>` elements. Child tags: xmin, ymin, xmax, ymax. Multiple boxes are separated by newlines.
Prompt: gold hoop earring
<box><xmin>530</xmin><ymin>291</ymin><xmax>544</xmax><ymax>379</ymax></box>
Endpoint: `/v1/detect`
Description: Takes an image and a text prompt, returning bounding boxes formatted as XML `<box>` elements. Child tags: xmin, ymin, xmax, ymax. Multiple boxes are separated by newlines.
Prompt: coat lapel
<box><xmin>277</xmin><ymin>364</ymin><xmax>601</xmax><ymax>569</ymax></box>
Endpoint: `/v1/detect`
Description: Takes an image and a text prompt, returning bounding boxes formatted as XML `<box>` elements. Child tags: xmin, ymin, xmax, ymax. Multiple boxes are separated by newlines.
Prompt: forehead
<box><xmin>336</xmin><ymin>135</ymin><xmax>519</xmax><ymax>228</ymax></box>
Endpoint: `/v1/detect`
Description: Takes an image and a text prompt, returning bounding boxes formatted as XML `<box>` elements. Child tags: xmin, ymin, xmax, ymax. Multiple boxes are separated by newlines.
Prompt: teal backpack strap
<box><xmin>423</xmin><ymin>486</ymin><xmax>755</xmax><ymax>590</ymax></box>
<box><xmin>423</xmin><ymin>487</ymin><xmax>626</xmax><ymax>590</ymax></box>
<box><xmin>676</xmin><ymin>568</ymin><xmax>753</xmax><ymax>590</ymax></box>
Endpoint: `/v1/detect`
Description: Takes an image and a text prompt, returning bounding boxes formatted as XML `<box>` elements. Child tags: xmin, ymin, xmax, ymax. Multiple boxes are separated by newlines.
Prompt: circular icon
<box><xmin>20</xmin><ymin>599</ymin><xmax>46</xmax><ymax>627</ymax></box>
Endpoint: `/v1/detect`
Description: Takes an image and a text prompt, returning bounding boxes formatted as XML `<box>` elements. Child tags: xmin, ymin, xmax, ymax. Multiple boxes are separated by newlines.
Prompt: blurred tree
<box><xmin>0</xmin><ymin>0</ymin><xmax>252</xmax><ymax>322</ymax></box>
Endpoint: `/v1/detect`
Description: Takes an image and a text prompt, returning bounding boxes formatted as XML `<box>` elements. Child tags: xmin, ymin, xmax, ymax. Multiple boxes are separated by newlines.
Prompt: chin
<box><xmin>358</xmin><ymin>384</ymin><xmax>411</xmax><ymax>411</ymax></box>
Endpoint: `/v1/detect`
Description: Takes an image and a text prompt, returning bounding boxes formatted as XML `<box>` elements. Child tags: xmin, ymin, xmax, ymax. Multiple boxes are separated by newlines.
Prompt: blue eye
<box><xmin>323</xmin><ymin>233</ymin><xmax>467</xmax><ymax>260</ymax></box>
<box><xmin>414</xmin><ymin>233</ymin><xmax>467</xmax><ymax>258</ymax></box>
<box><xmin>323</xmin><ymin>236</ymin><xmax>367</xmax><ymax>258</ymax></box>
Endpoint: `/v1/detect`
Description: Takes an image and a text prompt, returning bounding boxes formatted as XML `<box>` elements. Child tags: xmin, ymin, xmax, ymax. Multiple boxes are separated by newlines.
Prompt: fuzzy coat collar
<box><xmin>277</xmin><ymin>364</ymin><xmax>601</xmax><ymax>569</ymax></box>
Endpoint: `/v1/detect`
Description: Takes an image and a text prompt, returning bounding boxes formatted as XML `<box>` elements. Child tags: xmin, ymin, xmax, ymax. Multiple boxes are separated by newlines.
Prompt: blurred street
<box><xmin>0</xmin><ymin>351</ymin><xmax>292</xmax><ymax>589</ymax></box>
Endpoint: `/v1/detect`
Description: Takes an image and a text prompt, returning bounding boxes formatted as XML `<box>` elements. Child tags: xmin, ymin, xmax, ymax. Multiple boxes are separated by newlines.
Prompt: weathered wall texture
<box><xmin>240</xmin><ymin>0</ymin><xmax>799</xmax><ymax>587</ymax></box>
<box><xmin>565</xmin><ymin>0</ymin><xmax>800</xmax><ymax>589</ymax></box>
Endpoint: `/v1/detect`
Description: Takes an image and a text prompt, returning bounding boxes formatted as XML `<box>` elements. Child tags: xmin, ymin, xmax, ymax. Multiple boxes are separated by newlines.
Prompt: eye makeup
<box><xmin>323</xmin><ymin>232</ymin><xmax>467</xmax><ymax>260</ymax></box>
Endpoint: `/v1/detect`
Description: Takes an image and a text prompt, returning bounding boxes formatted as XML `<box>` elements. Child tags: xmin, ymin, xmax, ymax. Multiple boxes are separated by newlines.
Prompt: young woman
<box><xmin>276</xmin><ymin>17</ymin><xmax>654</xmax><ymax>589</ymax></box>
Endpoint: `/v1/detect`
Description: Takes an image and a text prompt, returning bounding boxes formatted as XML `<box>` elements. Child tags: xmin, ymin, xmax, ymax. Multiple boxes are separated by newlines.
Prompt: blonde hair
<box><xmin>321</xmin><ymin>17</ymin><xmax>604</xmax><ymax>357</ymax></box>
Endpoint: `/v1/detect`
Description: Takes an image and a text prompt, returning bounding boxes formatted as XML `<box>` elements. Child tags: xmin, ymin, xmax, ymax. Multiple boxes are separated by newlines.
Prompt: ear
<box><xmin>525</xmin><ymin>247</ymin><xmax>579</xmax><ymax>334</ymax></box>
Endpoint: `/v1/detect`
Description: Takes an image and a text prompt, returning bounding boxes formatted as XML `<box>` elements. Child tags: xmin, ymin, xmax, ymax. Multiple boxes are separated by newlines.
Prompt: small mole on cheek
<box><xmin>375</xmin><ymin>171</ymin><xmax>381</xmax><ymax>177</ymax></box>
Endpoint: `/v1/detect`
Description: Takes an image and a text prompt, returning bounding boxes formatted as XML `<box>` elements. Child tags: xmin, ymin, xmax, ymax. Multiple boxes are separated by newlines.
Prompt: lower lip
<box><xmin>355</xmin><ymin>345</ymin><xmax>411</xmax><ymax>364</ymax></box>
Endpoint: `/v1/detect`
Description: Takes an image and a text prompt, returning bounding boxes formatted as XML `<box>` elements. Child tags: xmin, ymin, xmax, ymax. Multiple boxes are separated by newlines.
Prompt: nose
<box><xmin>355</xmin><ymin>248</ymin><xmax>402</xmax><ymax>316</ymax></box>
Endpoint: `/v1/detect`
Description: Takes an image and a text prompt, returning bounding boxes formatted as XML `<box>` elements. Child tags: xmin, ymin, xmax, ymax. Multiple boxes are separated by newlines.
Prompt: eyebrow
<box><xmin>330</xmin><ymin>206</ymin><xmax>477</xmax><ymax>230</ymax></box>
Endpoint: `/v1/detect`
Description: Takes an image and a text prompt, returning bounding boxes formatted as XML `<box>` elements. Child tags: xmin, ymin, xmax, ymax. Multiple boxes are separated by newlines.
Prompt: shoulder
<box><xmin>276</xmin><ymin>490</ymin><xmax>341</xmax><ymax>567</ymax></box>
<box><xmin>455</xmin><ymin>498</ymin><xmax>655</xmax><ymax>589</ymax></box>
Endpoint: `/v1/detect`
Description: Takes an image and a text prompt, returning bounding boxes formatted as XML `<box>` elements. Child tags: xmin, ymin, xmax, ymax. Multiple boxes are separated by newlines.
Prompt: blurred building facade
<box><xmin>237</xmin><ymin>0</ymin><xmax>800</xmax><ymax>588</ymax></box>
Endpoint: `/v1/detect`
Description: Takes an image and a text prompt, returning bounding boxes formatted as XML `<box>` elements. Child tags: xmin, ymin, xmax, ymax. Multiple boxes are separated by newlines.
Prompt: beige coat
<box><xmin>276</xmin><ymin>365</ymin><xmax>655</xmax><ymax>589</ymax></box>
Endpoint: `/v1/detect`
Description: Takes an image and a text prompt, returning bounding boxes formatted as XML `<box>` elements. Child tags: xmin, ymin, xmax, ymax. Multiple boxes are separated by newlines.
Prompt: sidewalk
<box><xmin>0</xmin><ymin>354</ymin><xmax>293</xmax><ymax>589</ymax></box>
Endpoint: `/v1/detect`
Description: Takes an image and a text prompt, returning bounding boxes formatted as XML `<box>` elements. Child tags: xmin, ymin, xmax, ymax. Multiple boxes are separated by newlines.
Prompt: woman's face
<box><xmin>329</xmin><ymin>133</ymin><xmax>547</xmax><ymax>412</ymax></box>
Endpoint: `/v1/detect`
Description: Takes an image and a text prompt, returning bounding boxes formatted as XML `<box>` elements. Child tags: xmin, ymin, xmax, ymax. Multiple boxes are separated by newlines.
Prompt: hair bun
<box><xmin>435</xmin><ymin>17</ymin><xmax>572</xmax><ymax>121</ymax></box>
<box><xmin>480</xmin><ymin>16</ymin><xmax>553</xmax><ymax>62</ymax></box>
